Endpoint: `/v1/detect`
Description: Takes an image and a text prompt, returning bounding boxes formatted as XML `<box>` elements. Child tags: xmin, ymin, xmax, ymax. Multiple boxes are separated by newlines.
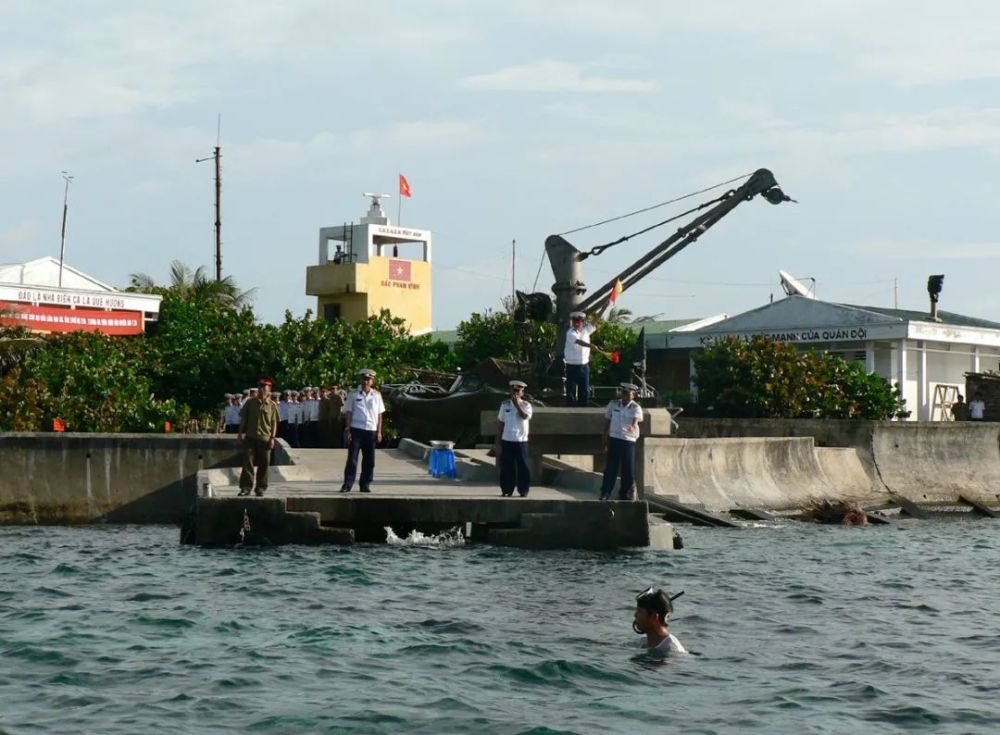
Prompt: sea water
<box><xmin>1</xmin><ymin>521</ymin><xmax>998</xmax><ymax>734</ymax></box>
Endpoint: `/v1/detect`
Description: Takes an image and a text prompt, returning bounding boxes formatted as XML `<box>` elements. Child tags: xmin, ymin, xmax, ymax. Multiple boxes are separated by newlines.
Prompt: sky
<box><xmin>3</xmin><ymin>0</ymin><xmax>1000</xmax><ymax>329</ymax></box>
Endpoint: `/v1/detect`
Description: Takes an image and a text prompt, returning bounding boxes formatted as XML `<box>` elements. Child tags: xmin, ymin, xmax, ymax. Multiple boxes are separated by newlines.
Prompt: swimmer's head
<box><xmin>633</xmin><ymin>586</ymin><xmax>674</xmax><ymax>634</ymax></box>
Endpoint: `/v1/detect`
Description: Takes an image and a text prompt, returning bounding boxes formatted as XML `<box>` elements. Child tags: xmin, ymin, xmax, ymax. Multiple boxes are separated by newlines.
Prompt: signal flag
<box><xmin>399</xmin><ymin>174</ymin><xmax>412</xmax><ymax>198</ymax></box>
<box><xmin>609</xmin><ymin>279</ymin><xmax>624</xmax><ymax>304</ymax></box>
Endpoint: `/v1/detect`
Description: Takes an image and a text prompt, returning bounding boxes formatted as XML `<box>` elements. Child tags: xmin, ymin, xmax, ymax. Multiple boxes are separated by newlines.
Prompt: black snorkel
<box><xmin>633</xmin><ymin>588</ymin><xmax>684</xmax><ymax>634</ymax></box>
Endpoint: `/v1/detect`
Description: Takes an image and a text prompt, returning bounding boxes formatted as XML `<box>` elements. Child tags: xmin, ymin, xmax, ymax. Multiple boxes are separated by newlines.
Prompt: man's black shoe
<box><xmin>339</xmin><ymin>485</ymin><xmax>351</xmax><ymax>493</ymax></box>
<box><xmin>237</xmin><ymin>488</ymin><xmax>251</xmax><ymax>497</ymax></box>
<box><xmin>359</xmin><ymin>487</ymin><xmax>371</xmax><ymax>494</ymax></box>
<box><xmin>254</xmin><ymin>488</ymin><xmax>266</xmax><ymax>497</ymax></box>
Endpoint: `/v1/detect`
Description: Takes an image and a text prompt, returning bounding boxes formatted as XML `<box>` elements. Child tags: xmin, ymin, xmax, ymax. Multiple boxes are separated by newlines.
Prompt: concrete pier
<box><xmin>187</xmin><ymin>444</ymin><xmax>662</xmax><ymax>550</ymax></box>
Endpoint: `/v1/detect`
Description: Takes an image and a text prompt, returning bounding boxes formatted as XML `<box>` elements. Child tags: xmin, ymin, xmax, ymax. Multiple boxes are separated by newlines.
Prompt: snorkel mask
<box><xmin>633</xmin><ymin>587</ymin><xmax>684</xmax><ymax>634</ymax></box>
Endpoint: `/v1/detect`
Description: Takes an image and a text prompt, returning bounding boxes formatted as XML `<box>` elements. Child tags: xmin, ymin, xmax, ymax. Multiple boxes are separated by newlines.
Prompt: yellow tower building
<box><xmin>305</xmin><ymin>194</ymin><xmax>432</xmax><ymax>334</ymax></box>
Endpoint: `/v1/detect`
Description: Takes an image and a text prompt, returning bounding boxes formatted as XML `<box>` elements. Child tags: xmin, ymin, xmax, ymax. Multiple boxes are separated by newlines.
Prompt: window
<box><xmin>323</xmin><ymin>303</ymin><xmax>341</xmax><ymax>322</ymax></box>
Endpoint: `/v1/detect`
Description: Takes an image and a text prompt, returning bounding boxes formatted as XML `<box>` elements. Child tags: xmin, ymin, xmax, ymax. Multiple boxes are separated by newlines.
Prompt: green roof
<box><xmin>840</xmin><ymin>304</ymin><xmax>1000</xmax><ymax>330</ymax></box>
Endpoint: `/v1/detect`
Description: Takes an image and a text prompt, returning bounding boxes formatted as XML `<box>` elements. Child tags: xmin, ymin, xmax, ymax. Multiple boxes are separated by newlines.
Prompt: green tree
<box><xmin>692</xmin><ymin>336</ymin><xmax>904</xmax><ymax>419</ymax></box>
<box><xmin>454</xmin><ymin>310</ymin><xmax>557</xmax><ymax>369</ymax></box>
<box><xmin>128</xmin><ymin>260</ymin><xmax>256</xmax><ymax>308</ymax></box>
<box><xmin>14</xmin><ymin>331</ymin><xmax>188</xmax><ymax>431</ymax></box>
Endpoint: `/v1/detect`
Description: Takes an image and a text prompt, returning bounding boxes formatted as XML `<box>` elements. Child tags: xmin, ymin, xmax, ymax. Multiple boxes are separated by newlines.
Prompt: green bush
<box><xmin>1</xmin><ymin>296</ymin><xmax>456</xmax><ymax>432</ymax></box>
<box><xmin>692</xmin><ymin>336</ymin><xmax>904</xmax><ymax>419</ymax></box>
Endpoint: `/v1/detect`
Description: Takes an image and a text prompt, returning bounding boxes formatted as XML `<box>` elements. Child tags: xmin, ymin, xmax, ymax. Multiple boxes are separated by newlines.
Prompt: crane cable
<box><xmin>531</xmin><ymin>171</ymin><xmax>753</xmax><ymax>291</ymax></box>
<box><xmin>583</xmin><ymin>190</ymin><xmax>730</xmax><ymax>258</ymax></box>
<box><xmin>557</xmin><ymin>172</ymin><xmax>753</xmax><ymax>236</ymax></box>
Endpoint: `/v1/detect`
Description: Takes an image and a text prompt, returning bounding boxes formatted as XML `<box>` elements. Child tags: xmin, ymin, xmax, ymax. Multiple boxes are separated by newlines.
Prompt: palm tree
<box><xmin>129</xmin><ymin>260</ymin><xmax>256</xmax><ymax>308</ymax></box>
<box><xmin>606</xmin><ymin>307</ymin><xmax>634</xmax><ymax>324</ymax></box>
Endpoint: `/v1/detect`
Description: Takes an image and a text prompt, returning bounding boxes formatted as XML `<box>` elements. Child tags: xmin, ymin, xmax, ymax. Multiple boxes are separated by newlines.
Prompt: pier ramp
<box><xmin>190</xmin><ymin>445</ymin><xmax>658</xmax><ymax>550</ymax></box>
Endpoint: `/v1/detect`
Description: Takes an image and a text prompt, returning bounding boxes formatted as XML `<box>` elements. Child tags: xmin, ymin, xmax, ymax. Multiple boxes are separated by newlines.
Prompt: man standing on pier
<box><xmin>222</xmin><ymin>394</ymin><xmax>241</xmax><ymax>434</ymax></box>
<box><xmin>600</xmin><ymin>382</ymin><xmax>643</xmax><ymax>501</ymax></box>
<box><xmin>564</xmin><ymin>311</ymin><xmax>597</xmax><ymax>407</ymax></box>
<box><xmin>341</xmin><ymin>369</ymin><xmax>385</xmax><ymax>493</ymax></box>
<box><xmin>237</xmin><ymin>377</ymin><xmax>279</xmax><ymax>497</ymax></box>
<box><xmin>969</xmin><ymin>392</ymin><xmax>986</xmax><ymax>421</ymax></box>
<box><xmin>496</xmin><ymin>380</ymin><xmax>533</xmax><ymax>497</ymax></box>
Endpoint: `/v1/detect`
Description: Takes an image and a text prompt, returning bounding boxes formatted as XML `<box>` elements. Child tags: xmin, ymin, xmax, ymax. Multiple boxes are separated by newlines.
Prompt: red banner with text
<box><xmin>0</xmin><ymin>301</ymin><xmax>144</xmax><ymax>335</ymax></box>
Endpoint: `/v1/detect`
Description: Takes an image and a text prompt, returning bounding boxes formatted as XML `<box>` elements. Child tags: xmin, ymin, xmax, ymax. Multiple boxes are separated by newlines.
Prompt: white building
<box><xmin>666</xmin><ymin>295</ymin><xmax>1000</xmax><ymax>421</ymax></box>
<box><xmin>0</xmin><ymin>257</ymin><xmax>161</xmax><ymax>335</ymax></box>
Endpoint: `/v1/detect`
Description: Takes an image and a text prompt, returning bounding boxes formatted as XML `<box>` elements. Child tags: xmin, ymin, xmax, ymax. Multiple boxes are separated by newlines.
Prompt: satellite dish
<box><xmin>779</xmin><ymin>270</ymin><xmax>815</xmax><ymax>298</ymax></box>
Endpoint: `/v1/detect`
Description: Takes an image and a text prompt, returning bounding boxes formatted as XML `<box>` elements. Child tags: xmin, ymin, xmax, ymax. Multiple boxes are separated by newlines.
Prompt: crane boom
<box><xmin>544</xmin><ymin>168</ymin><xmax>793</xmax><ymax>322</ymax></box>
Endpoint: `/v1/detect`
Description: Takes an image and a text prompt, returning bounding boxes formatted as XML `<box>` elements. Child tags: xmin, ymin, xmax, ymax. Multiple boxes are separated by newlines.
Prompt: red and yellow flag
<box><xmin>609</xmin><ymin>279</ymin><xmax>624</xmax><ymax>304</ymax></box>
<box><xmin>399</xmin><ymin>173</ymin><xmax>412</xmax><ymax>198</ymax></box>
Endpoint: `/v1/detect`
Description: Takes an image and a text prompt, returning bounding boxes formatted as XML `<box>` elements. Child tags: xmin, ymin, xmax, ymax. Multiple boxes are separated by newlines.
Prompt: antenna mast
<box><xmin>196</xmin><ymin>115</ymin><xmax>223</xmax><ymax>281</ymax></box>
<box><xmin>58</xmin><ymin>171</ymin><xmax>74</xmax><ymax>288</ymax></box>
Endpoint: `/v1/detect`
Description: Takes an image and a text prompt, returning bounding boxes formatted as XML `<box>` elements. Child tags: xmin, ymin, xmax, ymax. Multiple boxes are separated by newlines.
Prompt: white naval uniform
<box><xmin>606</xmin><ymin>399</ymin><xmax>643</xmax><ymax>442</ymax></box>
<box><xmin>563</xmin><ymin>323</ymin><xmax>597</xmax><ymax>365</ymax></box>
<box><xmin>498</xmin><ymin>399</ymin><xmax>533</xmax><ymax>441</ymax></box>
<box><xmin>345</xmin><ymin>388</ymin><xmax>385</xmax><ymax>431</ymax></box>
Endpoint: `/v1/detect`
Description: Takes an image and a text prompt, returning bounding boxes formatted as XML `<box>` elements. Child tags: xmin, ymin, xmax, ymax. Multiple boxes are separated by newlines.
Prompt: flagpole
<box><xmin>397</xmin><ymin>195</ymin><xmax>401</xmax><ymax>226</ymax></box>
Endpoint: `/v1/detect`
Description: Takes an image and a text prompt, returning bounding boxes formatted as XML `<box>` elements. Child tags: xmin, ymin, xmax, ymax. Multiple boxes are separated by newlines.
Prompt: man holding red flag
<box><xmin>564</xmin><ymin>310</ymin><xmax>598</xmax><ymax>407</ymax></box>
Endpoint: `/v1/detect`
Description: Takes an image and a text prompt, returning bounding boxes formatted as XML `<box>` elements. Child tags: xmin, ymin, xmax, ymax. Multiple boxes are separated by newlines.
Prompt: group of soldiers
<box><xmin>233</xmin><ymin>310</ymin><xmax>641</xmax><ymax>501</ymax></box>
<box><xmin>221</xmin><ymin>384</ymin><xmax>348</xmax><ymax>448</ymax></box>
<box><xmin>494</xmin><ymin>309</ymin><xmax>645</xmax><ymax>500</ymax></box>
<box><xmin>235</xmin><ymin>370</ymin><xmax>384</xmax><ymax>497</ymax></box>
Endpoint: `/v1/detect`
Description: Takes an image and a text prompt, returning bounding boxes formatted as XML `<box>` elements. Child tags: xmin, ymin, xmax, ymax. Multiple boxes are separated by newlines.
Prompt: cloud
<box><xmin>0</xmin><ymin>221</ymin><xmax>39</xmax><ymax>258</ymax></box>
<box><xmin>851</xmin><ymin>239</ymin><xmax>1000</xmax><ymax>260</ymax></box>
<box><xmin>530</xmin><ymin>0</ymin><xmax>1000</xmax><ymax>87</ymax></box>
<box><xmin>461</xmin><ymin>60</ymin><xmax>658</xmax><ymax>93</ymax></box>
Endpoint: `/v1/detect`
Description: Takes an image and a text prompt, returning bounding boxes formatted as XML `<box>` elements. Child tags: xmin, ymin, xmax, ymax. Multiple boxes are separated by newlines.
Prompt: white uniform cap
<box><xmin>358</xmin><ymin>368</ymin><xmax>376</xmax><ymax>378</ymax></box>
<box><xmin>569</xmin><ymin>311</ymin><xmax>585</xmax><ymax>319</ymax></box>
<box><xmin>620</xmin><ymin>382</ymin><xmax>639</xmax><ymax>392</ymax></box>
<box><xmin>509</xmin><ymin>380</ymin><xmax>527</xmax><ymax>388</ymax></box>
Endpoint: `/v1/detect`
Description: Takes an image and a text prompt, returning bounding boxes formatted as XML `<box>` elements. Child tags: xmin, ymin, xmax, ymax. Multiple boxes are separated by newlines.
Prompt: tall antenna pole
<box><xmin>58</xmin><ymin>171</ymin><xmax>74</xmax><ymax>288</ymax></box>
<box><xmin>511</xmin><ymin>239</ymin><xmax>516</xmax><ymax>308</ymax></box>
<box><xmin>196</xmin><ymin>114</ymin><xmax>223</xmax><ymax>282</ymax></box>
<box><xmin>213</xmin><ymin>144</ymin><xmax>221</xmax><ymax>281</ymax></box>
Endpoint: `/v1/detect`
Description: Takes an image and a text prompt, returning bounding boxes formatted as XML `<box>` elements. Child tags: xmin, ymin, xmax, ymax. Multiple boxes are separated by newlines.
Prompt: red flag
<box><xmin>399</xmin><ymin>173</ymin><xmax>412</xmax><ymax>198</ymax></box>
<box><xmin>389</xmin><ymin>259</ymin><xmax>411</xmax><ymax>282</ymax></box>
<box><xmin>610</xmin><ymin>351</ymin><xmax>621</xmax><ymax>364</ymax></box>
<box><xmin>609</xmin><ymin>279</ymin><xmax>624</xmax><ymax>305</ymax></box>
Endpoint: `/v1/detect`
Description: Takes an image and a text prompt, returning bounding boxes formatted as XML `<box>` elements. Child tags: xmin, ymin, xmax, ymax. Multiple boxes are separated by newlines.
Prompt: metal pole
<box><xmin>58</xmin><ymin>172</ymin><xmax>73</xmax><ymax>288</ymax></box>
<box><xmin>511</xmin><ymin>239</ymin><xmax>516</xmax><ymax>307</ymax></box>
<box><xmin>214</xmin><ymin>146</ymin><xmax>222</xmax><ymax>281</ymax></box>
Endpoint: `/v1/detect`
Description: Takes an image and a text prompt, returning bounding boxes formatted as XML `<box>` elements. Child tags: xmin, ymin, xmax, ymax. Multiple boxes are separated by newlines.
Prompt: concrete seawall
<box><xmin>645</xmin><ymin>437</ymin><xmax>880</xmax><ymax>511</ymax></box>
<box><xmin>673</xmin><ymin>419</ymin><xmax>1000</xmax><ymax>506</ymax></box>
<box><xmin>0</xmin><ymin>434</ymin><xmax>248</xmax><ymax>524</ymax></box>
<box><xmin>871</xmin><ymin>423</ymin><xmax>1000</xmax><ymax>503</ymax></box>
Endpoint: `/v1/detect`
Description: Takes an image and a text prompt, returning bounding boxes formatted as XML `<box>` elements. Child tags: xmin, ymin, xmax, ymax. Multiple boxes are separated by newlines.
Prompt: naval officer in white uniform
<box><xmin>564</xmin><ymin>311</ymin><xmax>598</xmax><ymax>407</ymax></box>
<box><xmin>340</xmin><ymin>369</ymin><xmax>385</xmax><ymax>493</ymax></box>
<box><xmin>496</xmin><ymin>380</ymin><xmax>533</xmax><ymax>497</ymax></box>
<box><xmin>600</xmin><ymin>382</ymin><xmax>644</xmax><ymax>500</ymax></box>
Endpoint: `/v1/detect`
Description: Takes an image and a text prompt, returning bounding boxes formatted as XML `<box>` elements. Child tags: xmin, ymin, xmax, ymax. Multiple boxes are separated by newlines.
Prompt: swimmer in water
<box><xmin>634</xmin><ymin>587</ymin><xmax>687</xmax><ymax>655</ymax></box>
